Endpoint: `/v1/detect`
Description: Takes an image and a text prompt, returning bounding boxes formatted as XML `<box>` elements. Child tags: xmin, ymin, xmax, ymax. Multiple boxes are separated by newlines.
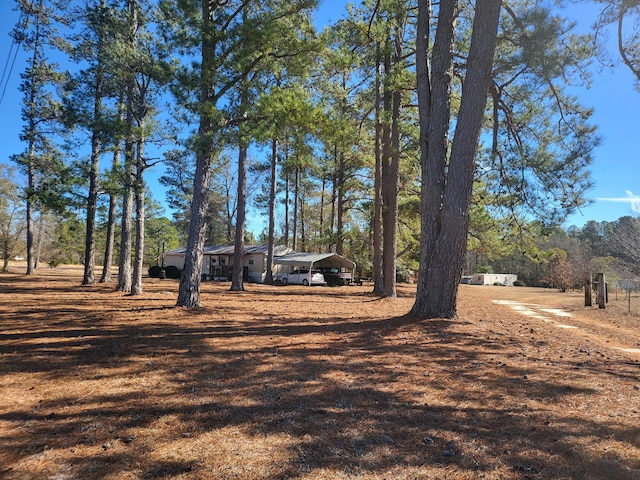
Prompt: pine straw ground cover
<box><xmin>0</xmin><ymin>265</ymin><xmax>639</xmax><ymax>480</ymax></box>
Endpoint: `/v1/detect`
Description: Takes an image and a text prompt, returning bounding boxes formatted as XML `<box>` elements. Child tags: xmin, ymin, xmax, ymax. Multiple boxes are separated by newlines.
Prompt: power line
<box><xmin>0</xmin><ymin>10</ymin><xmax>25</xmax><ymax>107</ymax></box>
<box><xmin>0</xmin><ymin>44</ymin><xmax>20</xmax><ymax>105</ymax></box>
<box><xmin>0</xmin><ymin>40</ymin><xmax>17</xmax><ymax>89</ymax></box>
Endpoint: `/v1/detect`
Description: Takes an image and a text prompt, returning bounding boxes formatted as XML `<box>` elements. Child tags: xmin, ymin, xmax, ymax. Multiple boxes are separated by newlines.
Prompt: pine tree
<box><xmin>161</xmin><ymin>0</ymin><xmax>318</xmax><ymax>306</ymax></box>
<box><xmin>11</xmin><ymin>0</ymin><xmax>67</xmax><ymax>275</ymax></box>
<box><xmin>412</xmin><ymin>0</ymin><xmax>502</xmax><ymax>318</ymax></box>
<box><xmin>63</xmin><ymin>0</ymin><xmax>111</xmax><ymax>286</ymax></box>
<box><xmin>411</xmin><ymin>1</ymin><xmax>599</xmax><ymax>318</ymax></box>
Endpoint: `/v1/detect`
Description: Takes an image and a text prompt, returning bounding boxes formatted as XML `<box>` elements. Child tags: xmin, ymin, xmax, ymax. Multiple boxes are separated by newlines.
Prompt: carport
<box><xmin>273</xmin><ymin>252</ymin><xmax>356</xmax><ymax>284</ymax></box>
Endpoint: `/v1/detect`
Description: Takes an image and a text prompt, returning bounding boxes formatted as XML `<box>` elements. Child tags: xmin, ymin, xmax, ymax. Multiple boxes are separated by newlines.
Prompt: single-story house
<box><xmin>470</xmin><ymin>273</ymin><xmax>518</xmax><ymax>286</ymax></box>
<box><xmin>274</xmin><ymin>252</ymin><xmax>356</xmax><ymax>284</ymax></box>
<box><xmin>164</xmin><ymin>244</ymin><xmax>294</xmax><ymax>283</ymax></box>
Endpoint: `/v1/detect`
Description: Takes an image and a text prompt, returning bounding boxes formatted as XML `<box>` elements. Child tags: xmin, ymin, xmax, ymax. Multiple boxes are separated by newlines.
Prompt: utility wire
<box><xmin>0</xmin><ymin>40</ymin><xmax>16</xmax><ymax>89</ymax></box>
<box><xmin>0</xmin><ymin>10</ymin><xmax>25</xmax><ymax>106</ymax></box>
<box><xmin>0</xmin><ymin>43</ymin><xmax>21</xmax><ymax>106</ymax></box>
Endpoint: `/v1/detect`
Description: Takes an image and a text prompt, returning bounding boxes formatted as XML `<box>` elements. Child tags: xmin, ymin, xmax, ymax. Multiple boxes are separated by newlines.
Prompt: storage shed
<box><xmin>470</xmin><ymin>273</ymin><xmax>518</xmax><ymax>286</ymax></box>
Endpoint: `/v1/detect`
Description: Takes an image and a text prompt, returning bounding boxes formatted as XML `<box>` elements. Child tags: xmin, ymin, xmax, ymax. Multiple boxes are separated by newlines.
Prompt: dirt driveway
<box><xmin>1</xmin><ymin>266</ymin><xmax>639</xmax><ymax>479</ymax></box>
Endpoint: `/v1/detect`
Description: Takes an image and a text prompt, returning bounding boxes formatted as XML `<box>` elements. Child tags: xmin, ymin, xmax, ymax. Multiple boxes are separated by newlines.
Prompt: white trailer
<box><xmin>470</xmin><ymin>273</ymin><xmax>518</xmax><ymax>286</ymax></box>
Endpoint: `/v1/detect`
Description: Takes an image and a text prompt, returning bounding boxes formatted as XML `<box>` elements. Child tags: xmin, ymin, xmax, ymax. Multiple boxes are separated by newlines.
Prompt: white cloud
<box><xmin>596</xmin><ymin>190</ymin><xmax>640</xmax><ymax>213</ymax></box>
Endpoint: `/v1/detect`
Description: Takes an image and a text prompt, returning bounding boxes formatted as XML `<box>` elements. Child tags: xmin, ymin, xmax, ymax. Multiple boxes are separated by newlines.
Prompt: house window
<box><xmin>248</xmin><ymin>256</ymin><xmax>255</xmax><ymax>265</ymax></box>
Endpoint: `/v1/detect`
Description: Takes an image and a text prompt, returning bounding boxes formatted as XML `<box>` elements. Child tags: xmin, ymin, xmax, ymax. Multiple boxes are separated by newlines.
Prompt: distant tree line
<box><xmin>465</xmin><ymin>216</ymin><xmax>640</xmax><ymax>291</ymax></box>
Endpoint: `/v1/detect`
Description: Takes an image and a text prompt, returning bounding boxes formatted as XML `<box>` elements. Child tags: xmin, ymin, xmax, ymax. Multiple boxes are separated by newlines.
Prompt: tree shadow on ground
<box><xmin>1</xmin><ymin>278</ymin><xmax>639</xmax><ymax>479</ymax></box>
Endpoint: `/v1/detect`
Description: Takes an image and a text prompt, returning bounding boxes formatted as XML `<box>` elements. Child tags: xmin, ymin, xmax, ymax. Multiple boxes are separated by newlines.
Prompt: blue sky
<box><xmin>558</xmin><ymin>3</ymin><xmax>640</xmax><ymax>226</ymax></box>
<box><xmin>1</xmin><ymin>1</ymin><xmax>638</xmax><ymax>230</ymax></box>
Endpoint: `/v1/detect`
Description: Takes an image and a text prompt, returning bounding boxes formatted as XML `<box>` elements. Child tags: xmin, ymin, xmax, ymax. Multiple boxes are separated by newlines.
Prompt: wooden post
<box><xmin>585</xmin><ymin>272</ymin><xmax>592</xmax><ymax>306</ymax></box>
<box><xmin>597</xmin><ymin>273</ymin><xmax>606</xmax><ymax>309</ymax></box>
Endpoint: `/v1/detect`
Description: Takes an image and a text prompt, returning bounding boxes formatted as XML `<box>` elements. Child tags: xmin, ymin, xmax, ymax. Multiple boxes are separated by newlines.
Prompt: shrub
<box><xmin>164</xmin><ymin>265</ymin><xmax>181</xmax><ymax>279</ymax></box>
<box><xmin>148</xmin><ymin>265</ymin><xmax>162</xmax><ymax>278</ymax></box>
<box><xmin>396</xmin><ymin>265</ymin><xmax>416</xmax><ymax>283</ymax></box>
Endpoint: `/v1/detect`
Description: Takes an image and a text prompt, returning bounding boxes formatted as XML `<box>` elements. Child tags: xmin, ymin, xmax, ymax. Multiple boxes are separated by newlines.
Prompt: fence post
<box><xmin>597</xmin><ymin>273</ymin><xmax>606</xmax><ymax>309</ymax></box>
<box><xmin>585</xmin><ymin>272</ymin><xmax>592</xmax><ymax>307</ymax></box>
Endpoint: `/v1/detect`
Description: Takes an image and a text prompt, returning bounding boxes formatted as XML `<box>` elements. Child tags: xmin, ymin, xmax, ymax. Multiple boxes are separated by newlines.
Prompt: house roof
<box><xmin>273</xmin><ymin>252</ymin><xmax>356</xmax><ymax>270</ymax></box>
<box><xmin>165</xmin><ymin>244</ymin><xmax>294</xmax><ymax>256</ymax></box>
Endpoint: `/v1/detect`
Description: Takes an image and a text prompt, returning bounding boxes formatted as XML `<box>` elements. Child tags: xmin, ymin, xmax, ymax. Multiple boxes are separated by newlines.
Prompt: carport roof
<box><xmin>273</xmin><ymin>252</ymin><xmax>355</xmax><ymax>269</ymax></box>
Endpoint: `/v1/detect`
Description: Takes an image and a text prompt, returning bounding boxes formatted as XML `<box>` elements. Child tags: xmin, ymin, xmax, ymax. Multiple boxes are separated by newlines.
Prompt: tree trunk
<box><xmin>231</xmin><ymin>92</ymin><xmax>248</xmax><ymax>291</ymax></box>
<box><xmin>116</xmin><ymin>85</ymin><xmax>136</xmax><ymax>293</ymax></box>
<box><xmin>382</xmin><ymin>88</ymin><xmax>400</xmax><ymax>298</ymax></box>
<box><xmin>176</xmin><ymin>0</ymin><xmax>217</xmax><ymax>307</ymax></box>
<box><xmin>100</xmin><ymin>190</ymin><xmax>117</xmax><ymax>283</ymax></box>
<box><xmin>131</xmin><ymin>137</ymin><xmax>146</xmax><ymax>296</ymax></box>
<box><xmin>25</xmin><ymin>148</ymin><xmax>36</xmax><ymax>273</ymax></box>
<box><xmin>320</xmin><ymin>175</ymin><xmax>326</xmax><ymax>247</ymax></box>
<box><xmin>381</xmin><ymin>28</ymin><xmax>401</xmax><ymax>298</ymax></box>
<box><xmin>329</xmin><ymin>145</ymin><xmax>337</xmax><ymax>251</ymax></box>
<box><xmin>376</xmin><ymin>41</ymin><xmax>392</xmax><ymax>295</ymax></box>
<box><xmin>82</xmin><ymin>17</ymin><xmax>105</xmax><ymax>286</ymax></box>
<box><xmin>116</xmin><ymin>1</ymin><xmax>139</xmax><ymax>293</ymax></box>
<box><xmin>292</xmin><ymin>168</ymin><xmax>299</xmax><ymax>251</ymax></box>
<box><xmin>176</xmin><ymin>152</ymin><xmax>213</xmax><ymax>307</ymax></box>
<box><xmin>300</xmin><ymin>194</ymin><xmax>306</xmax><ymax>251</ymax></box>
<box><xmin>82</xmin><ymin>111</ymin><xmax>101</xmax><ymax>286</ymax></box>
<box><xmin>226</xmin><ymin>194</ymin><xmax>233</xmax><ymax>244</ymax></box>
<box><xmin>101</xmin><ymin>90</ymin><xmax>125</xmax><ymax>283</ymax></box>
<box><xmin>116</xmin><ymin>150</ymin><xmax>134</xmax><ymax>293</ymax></box>
<box><xmin>35</xmin><ymin>211</ymin><xmax>44</xmax><ymax>269</ymax></box>
<box><xmin>264</xmin><ymin>136</ymin><xmax>278</xmax><ymax>284</ymax></box>
<box><xmin>284</xmin><ymin>173</ymin><xmax>290</xmax><ymax>247</ymax></box>
<box><xmin>336</xmin><ymin>152</ymin><xmax>345</xmax><ymax>256</ymax></box>
<box><xmin>372</xmin><ymin>43</ymin><xmax>384</xmax><ymax>295</ymax></box>
<box><xmin>22</xmin><ymin>5</ymin><xmax>44</xmax><ymax>276</ymax></box>
<box><xmin>412</xmin><ymin>0</ymin><xmax>502</xmax><ymax>318</ymax></box>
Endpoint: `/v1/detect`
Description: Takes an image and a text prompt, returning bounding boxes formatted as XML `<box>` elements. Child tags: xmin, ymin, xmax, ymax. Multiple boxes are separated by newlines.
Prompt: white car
<box><xmin>280</xmin><ymin>269</ymin><xmax>325</xmax><ymax>286</ymax></box>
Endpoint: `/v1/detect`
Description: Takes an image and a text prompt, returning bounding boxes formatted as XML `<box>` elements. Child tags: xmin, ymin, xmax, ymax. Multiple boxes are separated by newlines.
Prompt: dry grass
<box><xmin>1</xmin><ymin>263</ymin><xmax>639</xmax><ymax>479</ymax></box>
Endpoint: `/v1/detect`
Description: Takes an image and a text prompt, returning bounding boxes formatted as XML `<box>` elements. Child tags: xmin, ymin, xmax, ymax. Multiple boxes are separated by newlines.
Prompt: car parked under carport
<box><xmin>274</xmin><ymin>252</ymin><xmax>356</xmax><ymax>287</ymax></box>
<box><xmin>279</xmin><ymin>269</ymin><xmax>325</xmax><ymax>286</ymax></box>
